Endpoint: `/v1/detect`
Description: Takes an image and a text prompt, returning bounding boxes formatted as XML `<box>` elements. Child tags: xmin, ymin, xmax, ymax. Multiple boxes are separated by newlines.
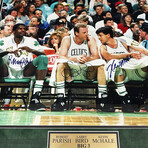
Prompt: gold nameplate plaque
<box><xmin>47</xmin><ymin>131</ymin><xmax>120</xmax><ymax>148</ymax></box>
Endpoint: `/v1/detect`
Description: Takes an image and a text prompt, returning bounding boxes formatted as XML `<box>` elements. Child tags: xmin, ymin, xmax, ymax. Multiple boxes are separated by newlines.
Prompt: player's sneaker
<box><xmin>121</xmin><ymin>94</ymin><xmax>134</xmax><ymax>113</ymax></box>
<box><xmin>96</xmin><ymin>94</ymin><xmax>114</xmax><ymax>112</ymax></box>
<box><xmin>51</xmin><ymin>93</ymin><xmax>67</xmax><ymax>111</ymax></box>
<box><xmin>29</xmin><ymin>92</ymin><xmax>46</xmax><ymax>111</ymax></box>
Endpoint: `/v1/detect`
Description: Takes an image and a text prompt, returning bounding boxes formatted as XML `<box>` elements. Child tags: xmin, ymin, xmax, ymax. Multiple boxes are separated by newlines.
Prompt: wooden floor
<box><xmin>0</xmin><ymin>110</ymin><xmax>148</xmax><ymax>126</ymax></box>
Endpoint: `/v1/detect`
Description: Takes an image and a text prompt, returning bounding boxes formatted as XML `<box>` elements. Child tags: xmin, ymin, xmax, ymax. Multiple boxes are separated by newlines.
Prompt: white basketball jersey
<box><xmin>105</xmin><ymin>40</ymin><xmax>128</xmax><ymax>55</ymax></box>
<box><xmin>67</xmin><ymin>36</ymin><xmax>91</xmax><ymax>57</ymax></box>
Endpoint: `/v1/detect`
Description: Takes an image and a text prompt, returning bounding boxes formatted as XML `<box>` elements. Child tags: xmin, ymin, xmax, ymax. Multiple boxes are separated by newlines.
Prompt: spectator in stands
<box><xmin>35</xmin><ymin>0</ymin><xmax>52</xmax><ymax>21</ymax></box>
<box><xmin>62</xmin><ymin>2</ymin><xmax>73</xmax><ymax>15</ymax></box>
<box><xmin>140</xmin><ymin>22</ymin><xmax>148</xmax><ymax>48</ymax></box>
<box><xmin>56</xmin><ymin>27</ymin><xmax>70</xmax><ymax>38</ymax></box>
<box><xmin>113</xmin><ymin>3</ymin><xmax>129</xmax><ymax>24</ymax></box>
<box><xmin>133</xmin><ymin>30</ymin><xmax>141</xmax><ymax>42</ymax></box>
<box><xmin>118</xmin><ymin>13</ymin><xmax>132</xmax><ymax>34</ymax></box>
<box><xmin>47</xmin><ymin>3</ymin><xmax>64</xmax><ymax>24</ymax></box>
<box><xmin>50</xmin><ymin>0</ymin><xmax>66</xmax><ymax>12</ymax></box>
<box><xmin>126</xmin><ymin>0</ymin><xmax>138</xmax><ymax>6</ymax></box>
<box><xmin>5</xmin><ymin>21</ymin><xmax>15</xmax><ymax>35</ymax></box>
<box><xmin>26</xmin><ymin>3</ymin><xmax>36</xmax><ymax>20</ymax></box>
<box><xmin>75</xmin><ymin>0</ymin><xmax>90</xmax><ymax>8</ymax></box>
<box><xmin>95</xmin><ymin>11</ymin><xmax>117</xmax><ymax>30</ymax></box>
<box><xmin>30</xmin><ymin>16</ymin><xmax>49</xmax><ymax>39</ymax></box>
<box><xmin>113</xmin><ymin>1</ymin><xmax>123</xmax><ymax>15</ymax></box>
<box><xmin>135</xmin><ymin>18</ymin><xmax>145</xmax><ymax>28</ymax></box>
<box><xmin>77</xmin><ymin>9</ymin><xmax>94</xmax><ymax>25</ymax></box>
<box><xmin>89</xmin><ymin>0</ymin><xmax>111</xmax><ymax>15</ymax></box>
<box><xmin>90</xmin><ymin>2</ymin><xmax>104</xmax><ymax>25</ymax></box>
<box><xmin>47</xmin><ymin>32</ymin><xmax>62</xmax><ymax>53</ymax></box>
<box><xmin>73</xmin><ymin>0</ymin><xmax>88</xmax><ymax>7</ymax></box>
<box><xmin>0</xmin><ymin>23</ymin><xmax>48</xmax><ymax>111</ymax></box>
<box><xmin>25</xmin><ymin>9</ymin><xmax>49</xmax><ymax>30</ymax></box>
<box><xmin>133</xmin><ymin>0</ymin><xmax>146</xmax><ymax>11</ymax></box>
<box><xmin>96</xmin><ymin>26</ymin><xmax>148</xmax><ymax>112</ymax></box>
<box><xmin>104</xmin><ymin>17</ymin><xmax>122</xmax><ymax>33</ymax></box>
<box><xmin>26</xmin><ymin>24</ymin><xmax>39</xmax><ymax>41</ymax></box>
<box><xmin>3</xmin><ymin>15</ymin><xmax>16</xmax><ymax>24</ymax></box>
<box><xmin>132</xmin><ymin>1</ymin><xmax>146</xmax><ymax>21</ymax></box>
<box><xmin>20</xmin><ymin>0</ymin><xmax>28</xmax><ymax>8</ymax></box>
<box><xmin>7</xmin><ymin>8</ymin><xmax>24</xmax><ymax>23</ymax></box>
<box><xmin>50</xmin><ymin>10</ymin><xmax>73</xmax><ymax>30</ymax></box>
<box><xmin>70</xmin><ymin>16</ymin><xmax>78</xmax><ymax>27</ymax></box>
<box><xmin>118</xmin><ymin>0</ymin><xmax>133</xmax><ymax>14</ymax></box>
<box><xmin>68</xmin><ymin>3</ymin><xmax>84</xmax><ymax>22</ymax></box>
<box><xmin>124</xmin><ymin>22</ymin><xmax>140</xmax><ymax>39</ymax></box>
<box><xmin>43</xmin><ymin>18</ymin><xmax>67</xmax><ymax>45</ymax></box>
<box><xmin>14</xmin><ymin>3</ymin><xmax>29</xmax><ymax>23</ymax></box>
<box><xmin>59</xmin><ymin>9</ymin><xmax>70</xmax><ymax>21</ymax></box>
<box><xmin>0</xmin><ymin>22</ymin><xmax>14</xmax><ymax>39</ymax></box>
<box><xmin>137</xmin><ymin>4</ymin><xmax>148</xmax><ymax>21</ymax></box>
<box><xmin>107</xmin><ymin>0</ymin><xmax>119</xmax><ymax>15</ymax></box>
<box><xmin>49</xmin><ymin>23</ymin><xmax>107</xmax><ymax>112</ymax></box>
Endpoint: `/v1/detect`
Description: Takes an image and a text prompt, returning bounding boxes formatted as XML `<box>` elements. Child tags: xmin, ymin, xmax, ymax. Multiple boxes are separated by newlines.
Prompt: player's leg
<box><xmin>96</xmin><ymin>65</ymin><xmax>115</xmax><ymax>112</ymax></box>
<box><xmin>113</xmin><ymin>68</ymin><xmax>135</xmax><ymax>113</ymax></box>
<box><xmin>23</xmin><ymin>55</ymin><xmax>48</xmax><ymax>111</ymax></box>
<box><xmin>51</xmin><ymin>62</ymin><xmax>71</xmax><ymax>111</ymax></box>
<box><xmin>0</xmin><ymin>58</ymin><xmax>9</xmax><ymax>77</ymax></box>
<box><xmin>139</xmin><ymin>67</ymin><xmax>148</xmax><ymax>111</ymax></box>
<box><xmin>0</xmin><ymin>58</ymin><xmax>11</xmax><ymax>106</ymax></box>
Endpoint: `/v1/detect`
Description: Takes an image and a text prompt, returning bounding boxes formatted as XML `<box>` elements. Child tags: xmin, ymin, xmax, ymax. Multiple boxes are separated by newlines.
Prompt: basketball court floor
<box><xmin>0</xmin><ymin>110</ymin><xmax>148</xmax><ymax>126</ymax></box>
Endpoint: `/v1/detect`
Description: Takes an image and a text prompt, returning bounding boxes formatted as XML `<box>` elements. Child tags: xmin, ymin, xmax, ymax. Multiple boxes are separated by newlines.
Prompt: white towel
<box><xmin>105</xmin><ymin>56</ymin><xmax>148</xmax><ymax>81</ymax></box>
<box><xmin>49</xmin><ymin>58</ymin><xmax>106</xmax><ymax>86</ymax></box>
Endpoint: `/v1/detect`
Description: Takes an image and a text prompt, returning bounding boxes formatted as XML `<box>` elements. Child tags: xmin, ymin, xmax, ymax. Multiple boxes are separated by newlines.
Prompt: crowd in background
<box><xmin>0</xmin><ymin>0</ymin><xmax>148</xmax><ymax>53</ymax></box>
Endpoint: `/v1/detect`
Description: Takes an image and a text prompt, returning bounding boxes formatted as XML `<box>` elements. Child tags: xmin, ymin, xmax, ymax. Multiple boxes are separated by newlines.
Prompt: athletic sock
<box><xmin>98</xmin><ymin>85</ymin><xmax>108</xmax><ymax>98</ymax></box>
<box><xmin>56</xmin><ymin>81</ymin><xmax>65</xmax><ymax>97</ymax></box>
<box><xmin>32</xmin><ymin>80</ymin><xmax>44</xmax><ymax>103</ymax></box>
<box><xmin>115</xmin><ymin>81</ymin><xmax>128</xmax><ymax>96</ymax></box>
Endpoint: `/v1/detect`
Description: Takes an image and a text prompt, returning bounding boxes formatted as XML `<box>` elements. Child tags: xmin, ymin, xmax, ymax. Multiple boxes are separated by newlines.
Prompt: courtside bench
<box><xmin>64</xmin><ymin>80</ymin><xmax>148</xmax><ymax>109</ymax></box>
<box><xmin>0</xmin><ymin>78</ymin><xmax>33</xmax><ymax>110</ymax></box>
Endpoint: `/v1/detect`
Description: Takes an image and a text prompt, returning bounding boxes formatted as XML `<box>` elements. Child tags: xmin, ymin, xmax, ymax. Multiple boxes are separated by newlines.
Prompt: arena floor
<box><xmin>0</xmin><ymin>110</ymin><xmax>148</xmax><ymax>126</ymax></box>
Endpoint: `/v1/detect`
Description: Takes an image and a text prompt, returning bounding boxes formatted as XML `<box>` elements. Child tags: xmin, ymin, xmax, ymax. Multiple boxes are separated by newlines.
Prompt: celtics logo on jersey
<box><xmin>34</xmin><ymin>41</ymin><xmax>39</xmax><ymax>46</ymax></box>
<box><xmin>0</xmin><ymin>40</ymin><xmax>4</xmax><ymax>46</ymax></box>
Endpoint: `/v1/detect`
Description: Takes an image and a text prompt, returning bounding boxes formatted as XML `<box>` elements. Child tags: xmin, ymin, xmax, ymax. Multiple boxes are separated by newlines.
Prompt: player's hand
<box><xmin>18</xmin><ymin>46</ymin><xmax>33</xmax><ymax>53</ymax></box>
<box><xmin>77</xmin><ymin>55</ymin><xmax>87</xmax><ymax>64</ymax></box>
<box><xmin>131</xmin><ymin>52</ymin><xmax>142</xmax><ymax>59</ymax></box>
<box><xmin>8</xmin><ymin>50</ymin><xmax>22</xmax><ymax>57</ymax></box>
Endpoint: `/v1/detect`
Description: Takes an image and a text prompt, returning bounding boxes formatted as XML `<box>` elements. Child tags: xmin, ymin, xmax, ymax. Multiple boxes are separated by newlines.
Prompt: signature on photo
<box><xmin>106</xmin><ymin>57</ymin><xmax>131</xmax><ymax>78</ymax></box>
<box><xmin>61</xmin><ymin>61</ymin><xmax>95</xmax><ymax>79</ymax></box>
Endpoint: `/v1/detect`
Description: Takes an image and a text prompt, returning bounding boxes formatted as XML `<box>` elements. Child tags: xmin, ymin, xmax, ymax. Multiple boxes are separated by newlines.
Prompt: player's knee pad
<box><xmin>0</xmin><ymin>57</ymin><xmax>4</xmax><ymax>67</ymax></box>
<box><xmin>33</xmin><ymin>55</ymin><xmax>48</xmax><ymax>70</ymax></box>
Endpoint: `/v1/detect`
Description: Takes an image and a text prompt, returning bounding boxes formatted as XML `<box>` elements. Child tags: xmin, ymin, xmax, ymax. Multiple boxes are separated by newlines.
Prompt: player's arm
<box><xmin>86</xmin><ymin>37</ymin><xmax>100</xmax><ymax>62</ymax></box>
<box><xmin>0</xmin><ymin>50</ymin><xmax>10</xmax><ymax>57</ymax></box>
<box><xmin>18</xmin><ymin>46</ymin><xmax>45</xmax><ymax>56</ymax></box>
<box><xmin>129</xmin><ymin>45</ymin><xmax>148</xmax><ymax>56</ymax></box>
<box><xmin>100</xmin><ymin>44</ymin><xmax>137</xmax><ymax>61</ymax></box>
<box><xmin>18</xmin><ymin>40</ymin><xmax>46</xmax><ymax>56</ymax></box>
<box><xmin>59</xmin><ymin>36</ymin><xmax>78</xmax><ymax>62</ymax></box>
